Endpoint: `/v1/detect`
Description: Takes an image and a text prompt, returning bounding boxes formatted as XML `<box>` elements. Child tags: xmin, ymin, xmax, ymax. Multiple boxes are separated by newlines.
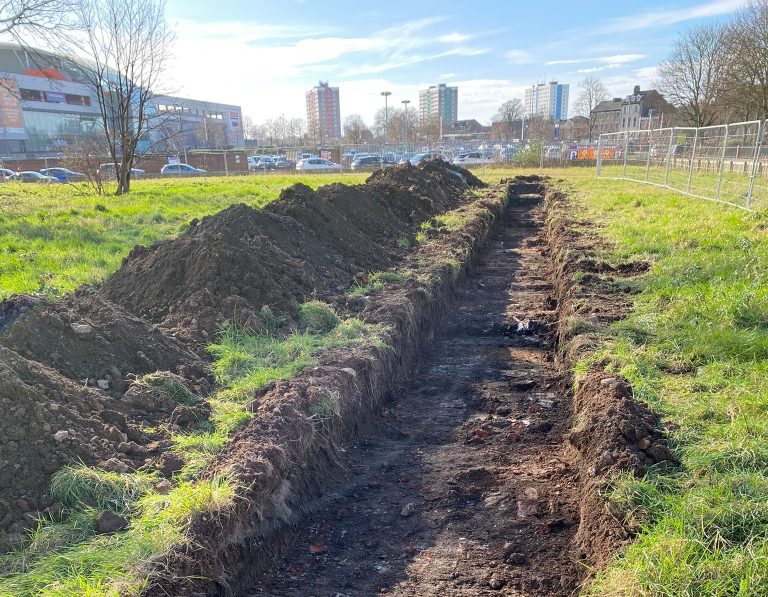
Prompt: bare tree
<box><xmin>575</xmin><ymin>76</ymin><xmax>609</xmax><ymax>140</ymax></box>
<box><xmin>0</xmin><ymin>0</ymin><xmax>79</xmax><ymax>41</ymax></box>
<box><xmin>62</xmin><ymin>132</ymin><xmax>109</xmax><ymax>194</ymax></box>
<box><xmin>70</xmin><ymin>0</ymin><xmax>174</xmax><ymax>195</ymax></box>
<box><xmin>657</xmin><ymin>23</ymin><xmax>730</xmax><ymax>127</ymax></box>
<box><xmin>727</xmin><ymin>1</ymin><xmax>768</xmax><ymax>121</ymax></box>
<box><xmin>342</xmin><ymin>114</ymin><xmax>369</xmax><ymax>144</ymax></box>
<box><xmin>242</xmin><ymin>115</ymin><xmax>257</xmax><ymax>144</ymax></box>
<box><xmin>492</xmin><ymin>99</ymin><xmax>524</xmax><ymax>140</ymax></box>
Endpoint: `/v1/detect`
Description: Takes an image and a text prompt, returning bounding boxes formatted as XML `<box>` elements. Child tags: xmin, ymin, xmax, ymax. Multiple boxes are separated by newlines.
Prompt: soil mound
<box><xmin>0</xmin><ymin>158</ymin><xmax>479</xmax><ymax>542</ymax></box>
<box><xmin>102</xmin><ymin>159</ymin><xmax>479</xmax><ymax>337</ymax></box>
<box><xmin>1</xmin><ymin>287</ymin><xmax>210</xmax><ymax>394</ymax></box>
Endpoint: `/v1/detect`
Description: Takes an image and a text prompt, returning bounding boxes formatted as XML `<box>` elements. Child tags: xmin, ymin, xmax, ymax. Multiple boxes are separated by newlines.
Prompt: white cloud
<box><xmin>547</xmin><ymin>53</ymin><xmax>645</xmax><ymax>66</ymax></box>
<box><xmin>599</xmin><ymin>0</ymin><xmax>744</xmax><ymax>33</ymax></box>
<box><xmin>505</xmin><ymin>49</ymin><xmax>533</xmax><ymax>64</ymax></box>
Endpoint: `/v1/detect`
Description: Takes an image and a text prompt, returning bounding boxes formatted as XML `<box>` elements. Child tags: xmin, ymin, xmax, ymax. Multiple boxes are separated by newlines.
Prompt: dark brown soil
<box><xmin>0</xmin><ymin>159</ymin><xmax>482</xmax><ymax>547</ymax></box>
<box><xmin>243</xmin><ymin>188</ymin><xmax>586</xmax><ymax>596</ymax></box>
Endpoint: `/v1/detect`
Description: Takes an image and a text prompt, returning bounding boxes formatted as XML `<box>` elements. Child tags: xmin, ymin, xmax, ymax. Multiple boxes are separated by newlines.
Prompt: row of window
<box><xmin>19</xmin><ymin>88</ymin><xmax>92</xmax><ymax>106</ymax></box>
<box><xmin>154</xmin><ymin>103</ymin><xmax>225</xmax><ymax>119</ymax></box>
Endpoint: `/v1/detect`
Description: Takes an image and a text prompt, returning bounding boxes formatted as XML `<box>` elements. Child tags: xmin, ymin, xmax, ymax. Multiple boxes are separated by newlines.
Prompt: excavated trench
<box><xmin>240</xmin><ymin>187</ymin><xmax>585</xmax><ymax>595</ymax></box>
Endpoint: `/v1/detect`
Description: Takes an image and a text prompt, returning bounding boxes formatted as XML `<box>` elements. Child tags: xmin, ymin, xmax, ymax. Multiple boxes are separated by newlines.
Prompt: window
<box><xmin>20</xmin><ymin>88</ymin><xmax>43</xmax><ymax>101</ymax></box>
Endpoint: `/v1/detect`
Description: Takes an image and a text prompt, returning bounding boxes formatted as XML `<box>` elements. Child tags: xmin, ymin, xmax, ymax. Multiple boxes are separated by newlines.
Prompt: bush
<box><xmin>298</xmin><ymin>301</ymin><xmax>340</xmax><ymax>334</ymax></box>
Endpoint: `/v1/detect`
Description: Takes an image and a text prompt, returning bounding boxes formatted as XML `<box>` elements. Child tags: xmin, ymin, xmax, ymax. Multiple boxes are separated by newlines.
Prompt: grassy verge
<box><xmin>558</xmin><ymin>174</ymin><xmax>768</xmax><ymax>595</ymax></box>
<box><xmin>0</xmin><ymin>173</ymin><xmax>367</xmax><ymax>299</ymax></box>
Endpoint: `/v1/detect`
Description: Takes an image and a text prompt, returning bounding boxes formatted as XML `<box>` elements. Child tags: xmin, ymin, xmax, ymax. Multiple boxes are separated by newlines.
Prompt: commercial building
<box><xmin>0</xmin><ymin>43</ymin><xmax>245</xmax><ymax>157</ymax></box>
<box><xmin>419</xmin><ymin>83</ymin><xmax>458</xmax><ymax>126</ymax></box>
<box><xmin>0</xmin><ymin>43</ymin><xmax>101</xmax><ymax>156</ymax></box>
<box><xmin>524</xmin><ymin>81</ymin><xmax>569</xmax><ymax>121</ymax></box>
<box><xmin>147</xmin><ymin>95</ymin><xmax>244</xmax><ymax>153</ymax></box>
<box><xmin>306</xmin><ymin>81</ymin><xmax>341</xmax><ymax>142</ymax></box>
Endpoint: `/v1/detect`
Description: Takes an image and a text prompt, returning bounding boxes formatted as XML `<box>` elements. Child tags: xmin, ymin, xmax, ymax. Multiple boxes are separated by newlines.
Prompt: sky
<box><xmin>163</xmin><ymin>0</ymin><xmax>745</xmax><ymax>126</ymax></box>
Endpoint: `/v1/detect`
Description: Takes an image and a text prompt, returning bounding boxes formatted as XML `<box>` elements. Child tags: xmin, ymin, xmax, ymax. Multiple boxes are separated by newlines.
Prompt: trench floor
<box><xmin>245</xmin><ymin>191</ymin><xmax>582</xmax><ymax>596</ymax></box>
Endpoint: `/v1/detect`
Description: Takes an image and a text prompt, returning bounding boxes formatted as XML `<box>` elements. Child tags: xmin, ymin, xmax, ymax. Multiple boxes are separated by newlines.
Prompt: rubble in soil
<box><xmin>0</xmin><ymin>160</ymin><xmax>482</xmax><ymax>547</ymax></box>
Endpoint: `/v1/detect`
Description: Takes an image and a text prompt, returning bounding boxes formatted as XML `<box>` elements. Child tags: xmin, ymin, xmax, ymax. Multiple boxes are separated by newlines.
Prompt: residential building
<box><xmin>443</xmin><ymin>119</ymin><xmax>489</xmax><ymax>140</ymax></box>
<box><xmin>619</xmin><ymin>86</ymin><xmax>675</xmax><ymax>131</ymax></box>
<box><xmin>147</xmin><ymin>95</ymin><xmax>244</xmax><ymax>152</ymax></box>
<box><xmin>591</xmin><ymin>98</ymin><xmax>623</xmax><ymax>137</ymax></box>
<box><xmin>591</xmin><ymin>86</ymin><xmax>676</xmax><ymax>135</ymax></box>
<box><xmin>419</xmin><ymin>83</ymin><xmax>458</xmax><ymax>126</ymax></box>
<box><xmin>306</xmin><ymin>81</ymin><xmax>341</xmax><ymax>142</ymax></box>
<box><xmin>524</xmin><ymin>81</ymin><xmax>569</xmax><ymax>121</ymax></box>
<box><xmin>561</xmin><ymin>115</ymin><xmax>590</xmax><ymax>141</ymax></box>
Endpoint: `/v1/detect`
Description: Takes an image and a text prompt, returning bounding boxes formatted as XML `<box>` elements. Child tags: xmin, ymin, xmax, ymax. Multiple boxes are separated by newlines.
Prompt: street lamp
<box><xmin>380</xmin><ymin>91</ymin><xmax>391</xmax><ymax>146</ymax></box>
<box><xmin>401</xmin><ymin>99</ymin><xmax>410</xmax><ymax>152</ymax></box>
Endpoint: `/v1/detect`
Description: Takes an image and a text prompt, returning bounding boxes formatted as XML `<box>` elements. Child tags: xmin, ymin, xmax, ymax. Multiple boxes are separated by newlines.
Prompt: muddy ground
<box><xmin>244</xmin><ymin>190</ymin><xmax>583</xmax><ymax>596</ymax></box>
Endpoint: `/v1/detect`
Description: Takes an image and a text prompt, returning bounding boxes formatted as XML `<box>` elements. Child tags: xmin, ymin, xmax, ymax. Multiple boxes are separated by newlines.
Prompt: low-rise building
<box><xmin>591</xmin><ymin>86</ymin><xmax>676</xmax><ymax>136</ymax></box>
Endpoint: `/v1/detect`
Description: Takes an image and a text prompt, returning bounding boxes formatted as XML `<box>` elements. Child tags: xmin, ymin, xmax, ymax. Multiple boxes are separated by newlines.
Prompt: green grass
<box><xmin>0</xmin><ymin>468</ymin><xmax>234</xmax><ymax>596</ymax></box>
<box><xmin>172</xmin><ymin>303</ymin><xmax>387</xmax><ymax>479</ymax></box>
<box><xmin>553</xmin><ymin>172</ymin><xmax>768</xmax><ymax>595</ymax></box>
<box><xmin>0</xmin><ymin>173</ymin><xmax>367</xmax><ymax>299</ymax></box>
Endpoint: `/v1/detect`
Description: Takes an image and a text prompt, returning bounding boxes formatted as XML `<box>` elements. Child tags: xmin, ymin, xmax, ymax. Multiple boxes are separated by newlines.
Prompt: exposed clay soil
<box><xmin>0</xmin><ymin>161</ymin><xmax>483</xmax><ymax>545</ymax></box>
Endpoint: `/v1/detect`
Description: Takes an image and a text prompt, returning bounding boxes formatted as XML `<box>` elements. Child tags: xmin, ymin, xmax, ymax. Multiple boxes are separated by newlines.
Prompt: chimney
<box><xmin>633</xmin><ymin>85</ymin><xmax>641</xmax><ymax>94</ymax></box>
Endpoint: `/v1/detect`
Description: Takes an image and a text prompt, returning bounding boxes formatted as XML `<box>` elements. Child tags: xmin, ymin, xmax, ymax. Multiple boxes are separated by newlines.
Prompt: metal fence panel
<box><xmin>596</xmin><ymin>120</ymin><xmax>768</xmax><ymax>211</ymax></box>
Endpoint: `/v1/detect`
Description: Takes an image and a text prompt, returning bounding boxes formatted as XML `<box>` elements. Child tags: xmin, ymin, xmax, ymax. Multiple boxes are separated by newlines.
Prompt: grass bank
<box><xmin>558</xmin><ymin>175</ymin><xmax>768</xmax><ymax>595</ymax></box>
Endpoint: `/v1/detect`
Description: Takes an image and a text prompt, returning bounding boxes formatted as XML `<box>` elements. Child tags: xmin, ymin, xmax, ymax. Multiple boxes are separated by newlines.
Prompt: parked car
<box><xmin>97</xmin><ymin>163</ymin><xmax>146</xmax><ymax>179</ymax></box>
<box><xmin>295</xmin><ymin>157</ymin><xmax>343</xmax><ymax>172</ymax></box>
<box><xmin>452</xmin><ymin>151</ymin><xmax>493</xmax><ymax>166</ymax></box>
<box><xmin>402</xmin><ymin>151</ymin><xmax>441</xmax><ymax>166</ymax></box>
<box><xmin>351</xmin><ymin>155</ymin><xmax>395</xmax><ymax>170</ymax></box>
<box><xmin>273</xmin><ymin>156</ymin><xmax>296</xmax><ymax>169</ymax></box>
<box><xmin>40</xmin><ymin>167</ymin><xmax>86</xmax><ymax>182</ymax></box>
<box><xmin>0</xmin><ymin>168</ymin><xmax>16</xmax><ymax>181</ymax></box>
<box><xmin>160</xmin><ymin>163</ymin><xmax>207</xmax><ymax>175</ymax></box>
<box><xmin>9</xmin><ymin>171</ymin><xmax>61</xmax><ymax>183</ymax></box>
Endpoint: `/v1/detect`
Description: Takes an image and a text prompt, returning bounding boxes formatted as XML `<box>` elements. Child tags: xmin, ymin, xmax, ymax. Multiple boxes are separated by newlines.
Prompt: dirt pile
<box><xmin>101</xmin><ymin>160</ymin><xmax>483</xmax><ymax>337</ymax></box>
<box><xmin>0</xmin><ymin>158</ymin><xmax>481</xmax><ymax>545</ymax></box>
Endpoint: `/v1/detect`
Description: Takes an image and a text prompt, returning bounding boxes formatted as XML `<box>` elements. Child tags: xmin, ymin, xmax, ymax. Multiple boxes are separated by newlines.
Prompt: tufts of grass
<box><xmin>49</xmin><ymin>466</ymin><xmax>157</xmax><ymax>515</ymax></box>
<box><xmin>349</xmin><ymin>271</ymin><xmax>407</xmax><ymax>296</ymax></box>
<box><xmin>0</xmin><ymin>476</ymin><xmax>234</xmax><ymax>596</ymax></box>
<box><xmin>133</xmin><ymin>373</ymin><xmax>200</xmax><ymax>405</ymax></box>
<box><xmin>298</xmin><ymin>301</ymin><xmax>340</xmax><ymax>334</ymax></box>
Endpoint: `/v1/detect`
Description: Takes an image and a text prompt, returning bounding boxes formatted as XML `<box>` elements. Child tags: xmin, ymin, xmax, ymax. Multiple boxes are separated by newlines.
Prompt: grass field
<box><xmin>3</xmin><ymin>168</ymin><xmax>768</xmax><ymax>594</ymax></box>
<box><xmin>560</xmin><ymin>175</ymin><xmax>768</xmax><ymax>595</ymax></box>
<box><xmin>0</xmin><ymin>174</ymin><xmax>368</xmax><ymax>299</ymax></box>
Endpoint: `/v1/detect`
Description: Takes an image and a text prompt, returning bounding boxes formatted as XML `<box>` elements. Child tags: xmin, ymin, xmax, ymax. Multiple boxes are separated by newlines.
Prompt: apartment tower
<box><xmin>524</xmin><ymin>81</ymin><xmax>569</xmax><ymax>120</ymax></box>
<box><xmin>306</xmin><ymin>81</ymin><xmax>341</xmax><ymax>142</ymax></box>
<box><xmin>419</xmin><ymin>83</ymin><xmax>458</xmax><ymax>126</ymax></box>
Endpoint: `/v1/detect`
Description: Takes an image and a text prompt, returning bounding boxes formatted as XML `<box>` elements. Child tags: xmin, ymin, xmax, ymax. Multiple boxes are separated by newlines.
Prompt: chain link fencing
<box><xmin>596</xmin><ymin>120</ymin><xmax>768</xmax><ymax>211</ymax></box>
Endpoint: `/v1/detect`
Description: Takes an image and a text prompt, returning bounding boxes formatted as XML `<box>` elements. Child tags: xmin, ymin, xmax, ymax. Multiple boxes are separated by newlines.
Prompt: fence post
<box><xmin>686</xmin><ymin>128</ymin><xmax>699</xmax><ymax>193</ymax></box>
<box><xmin>595</xmin><ymin>135</ymin><xmax>603</xmax><ymax>177</ymax></box>
<box><xmin>664</xmin><ymin>129</ymin><xmax>675</xmax><ymax>186</ymax></box>
<box><xmin>645</xmin><ymin>129</ymin><xmax>653</xmax><ymax>182</ymax></box>
<box><xmin>224</xmin><ymin>150</ymin><xmax>229</xmax><ymax>176</ymax></box>
<box><xmin>716</xmin><ymin>124</ymin><xmax>729</xmax><ymax>200</ymax></box>
<box><xmin>622</xmin><ymin>131</ymin><xmax>629</xmax><ymax>178</ymax></box>
<box><xmin>747</xmin><ymin>120</ymin><xmax>764</xmax><ymax>209</ymax></box>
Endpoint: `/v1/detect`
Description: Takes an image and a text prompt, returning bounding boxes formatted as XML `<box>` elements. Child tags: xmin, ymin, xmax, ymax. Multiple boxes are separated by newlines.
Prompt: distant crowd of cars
<box><xmin>0</xmin><ymin>162</ymin><xmax>208</xmax><ymax>183</ymax></box>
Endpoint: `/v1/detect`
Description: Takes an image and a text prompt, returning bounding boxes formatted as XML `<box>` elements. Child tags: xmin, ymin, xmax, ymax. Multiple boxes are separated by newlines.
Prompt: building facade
<box><xmin>524</xmin><ymin>81</ymin><xmax>569</xmax><ymax>121</ymax></box>
<box><xmin>147</xmin><ymin>95</ymin><xmax>244</xmax><ymax>153</ymax></box>
<box><xmin>306</xmin><ymin>81</ymin><xmax>341</xmax><ymax>142</ymax></box>
<box><xmin>419</xmin><ymin>83</ymin><xmax>458</xmax><ymax>126</ymax></box>
<box><xmin>0</xmin><ymin>43</ymin><xmax>244</xmax><ymax>157</ymax></box>
<box><xmin>591</xmin><ymin>86</ymin><xmax>676</xmax><ymax>135</ymax></box>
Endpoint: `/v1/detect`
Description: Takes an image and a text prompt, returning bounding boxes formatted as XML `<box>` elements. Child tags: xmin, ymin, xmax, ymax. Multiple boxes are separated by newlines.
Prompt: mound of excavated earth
<box><xmin>0</xmin><ymin>160</ymin><xmax>482</xmax><ymax>546</ymax></box>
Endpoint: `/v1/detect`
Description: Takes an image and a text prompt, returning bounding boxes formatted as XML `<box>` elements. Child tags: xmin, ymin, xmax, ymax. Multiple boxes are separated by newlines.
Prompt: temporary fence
<box><xmin>596</xmin><ymin>120</ymin><xmax>768</xmax><ymax>211</ymax></box>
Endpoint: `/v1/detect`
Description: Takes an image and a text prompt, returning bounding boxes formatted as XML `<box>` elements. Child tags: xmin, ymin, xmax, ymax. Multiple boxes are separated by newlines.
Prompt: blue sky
<box><xmin>164</xmin><ymin>0</ymin><xmax>744</xmax><ymax>125</ymax></box>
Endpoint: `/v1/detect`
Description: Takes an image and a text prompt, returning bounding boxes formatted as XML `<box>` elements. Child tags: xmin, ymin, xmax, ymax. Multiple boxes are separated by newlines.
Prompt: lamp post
<box><xmin>381</xmin><ymin>91</ymin><xmax>391</xmax><ymax>146</ymax></box>
<box><xmin>401</xmin><ymin>99</ymin><xmax>410</xmax><ymax>152</ymax></box>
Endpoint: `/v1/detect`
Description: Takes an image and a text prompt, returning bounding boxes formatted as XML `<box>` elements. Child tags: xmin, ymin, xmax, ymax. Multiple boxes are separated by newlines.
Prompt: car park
<box><xmin>402</xmin><ymin>151</ymin><xmax>441</xmax><ymax>166</ymax></box>
<box><xmin>9</xmin><ymin>171</ymin><xmax>61</xmax><ymax>183</ymax></box>
<box><xmin>0</xmin><ymin>167</ymin><xmax>16</xmax><ymax>181</ymax></box>
<box><xmin>39</xmin><ymin>167</ymin><xmax>86</xmax><ymax>182</ymax></box>
<box><xmin>97</xmin><ymin>163</ymin><xmax>146</xmax><ymax>179</ymax></box>
<box><xmin>350</xmin><ymin>155</ymin><xmax>395</xmax><ymax>170</ymax></box>
<box><xmin>160</xmin><ymin>163</ymin><xmax>207</xmax><ymax>175</ymax></box>
<box><xmin>452</xmin><ymin>151</ymin><xmax>493</xmax><ymax>166</ymax></box>
<box><xmin>295</xmin><ymin>157</ymin><xmax>343</xmax><ymax>172</ymax></box>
